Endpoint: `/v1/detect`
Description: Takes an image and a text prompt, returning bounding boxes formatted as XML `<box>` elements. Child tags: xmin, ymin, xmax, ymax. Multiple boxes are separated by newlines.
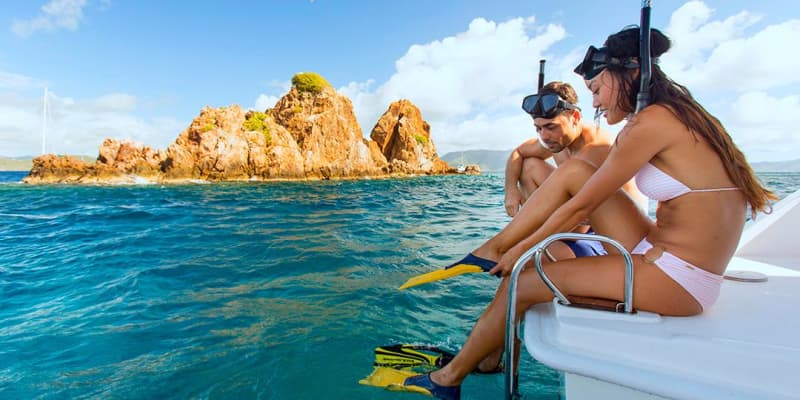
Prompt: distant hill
<box><xmin>751</xmin><ymin>159</ymin><xmax>800</xmax><ymax>172</ymax></box>
<box><xmin>0</xmin><ymin>156</ymin><xmax>32</xmax><ymax>171</ymax></box>
<box><xmin>441</xmin><ymin>150</ymin><xmax>511</xmax><ymax>172</ymax></box>
<box><xmin>0</xmin><ymin>155</ymin><xmax>95</xmax><ymax>171</ymax></box>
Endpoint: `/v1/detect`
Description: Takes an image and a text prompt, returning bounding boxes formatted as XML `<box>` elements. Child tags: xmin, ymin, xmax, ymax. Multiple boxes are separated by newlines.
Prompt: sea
<box><xmin>1</xmin><ymin>170</ymin><xmax>798</xmax><ymax>400</ymax></box>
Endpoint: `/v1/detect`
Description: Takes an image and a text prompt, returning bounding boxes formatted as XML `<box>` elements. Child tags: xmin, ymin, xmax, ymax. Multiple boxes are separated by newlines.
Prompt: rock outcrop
<box><xmin>159</xmin><ymin>106</ymin><xmax>306</xmax><ymax>181</ymax></box>
<box><xmin>370</xmin><ymin>99</ymin><xmax>453</xmax><ymax>175</ymax></box>
<box><xmin>24</xmin><ymin>140</ymin><xmax>165</xmax><ymax>184</ymax></box>
<box><xmin>25</xmin><ymin>154</ymin><xmax>92</xmax><ymax>184</ymax></box>
<box><xmin>97</xmin><ymin>139</ymin><xmax>165</xmax><ymax>177</ymax></box>
<box><xmin>23</xmin><ymin>72</ymin><xmax>464</xmax><ymax>184</ymax></box>
<box><xmin>272</xmin><ymin>85</ymin><xmax>387</xmax><ymax>179</ymax></box>
<box><xmin>462</xmin><ymin>164</ymin><xmax>481</xmax><ymax>175</ymax></box>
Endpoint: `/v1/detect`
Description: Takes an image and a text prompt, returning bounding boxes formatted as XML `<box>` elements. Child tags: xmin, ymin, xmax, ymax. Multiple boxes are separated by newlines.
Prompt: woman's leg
<box><xmin>473</xmin><ymin>159</ymin><xmax>597</xmax><ymax>261</ymax></box>
<box><xmin>466</xmin><ymin>160</ymin><xmax>650</xmax><ymax>373</ymax></box>
<box><xmin>470</xmin><ymin>182</ymin><xmax>649</xmax><ymax>370</ymax></box>
<box><xmin>430</xmin><ymin>253</ymin><xmax>703</xmax><ymax>387</ymax></box>
<box><xmin>474</xmin><ymin>159</ymin><xmax>648</xmax><ymax>261</ymax></box>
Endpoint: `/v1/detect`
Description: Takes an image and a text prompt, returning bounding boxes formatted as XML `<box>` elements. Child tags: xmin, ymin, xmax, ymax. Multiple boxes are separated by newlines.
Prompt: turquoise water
<box><xmin>1</xmin><ymin>171</ymin><xmax>798</xmax><ymax>399</ymax></box>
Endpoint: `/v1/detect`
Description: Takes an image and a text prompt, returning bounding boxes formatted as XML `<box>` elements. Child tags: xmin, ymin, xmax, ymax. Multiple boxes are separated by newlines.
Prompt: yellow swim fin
<box><xmin>398</xmin><ymin>264</ymin><xmax>484</xmax><ymax>290</ymax></box>
<box><xmin>359</xmin><ymin>367</ymin><xmax>432</xmax><ymax>396</ymax></box>
<box><xmin>359</xmin><ymin>366</ymin><xmax>417</xmax><ymax>386</ymax></box>
<box><xmin>374</xmin><ymin>344</ymin><xmax>456</xmax><ymax>369</ymax></box>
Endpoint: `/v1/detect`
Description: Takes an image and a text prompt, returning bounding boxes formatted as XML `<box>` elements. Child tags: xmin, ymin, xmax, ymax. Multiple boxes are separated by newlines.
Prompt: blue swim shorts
<box><xmin>563</xmin><ymin>230</ymin><xmax>606</xmax><ymax>257</ymax></box>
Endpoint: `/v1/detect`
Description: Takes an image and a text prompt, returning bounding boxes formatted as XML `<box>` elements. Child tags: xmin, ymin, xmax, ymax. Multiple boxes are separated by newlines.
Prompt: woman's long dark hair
<box><xmin>604</xmin><ymin>26</ymin><xmax>777</xmax><ymax>214</ymax></box>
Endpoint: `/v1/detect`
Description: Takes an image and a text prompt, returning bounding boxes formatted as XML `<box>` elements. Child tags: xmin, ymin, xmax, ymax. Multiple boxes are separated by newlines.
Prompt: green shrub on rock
<box><xmin>243</xmin><ymin>111</ymin><xmax>272</xmax><ymax>145</ymax></box>
<box><xmin>291</xmin><ymin>72</ymin><xmax>331</xmax><ymax>94</ymax></box>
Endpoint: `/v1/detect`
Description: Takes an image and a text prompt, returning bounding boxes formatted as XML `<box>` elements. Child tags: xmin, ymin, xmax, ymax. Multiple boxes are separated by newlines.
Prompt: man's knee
<box><xmin>520</xmin><ymin>158</ymin><xmax>555</xmax><ymax>189</ymax></box>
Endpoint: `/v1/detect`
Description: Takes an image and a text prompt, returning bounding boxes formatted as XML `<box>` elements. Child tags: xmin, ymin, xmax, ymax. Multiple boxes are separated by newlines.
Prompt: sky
<box><xmin>1</xmin><ymin>0</ymin><xmax>799</xmax><ymax>162</ymax></box>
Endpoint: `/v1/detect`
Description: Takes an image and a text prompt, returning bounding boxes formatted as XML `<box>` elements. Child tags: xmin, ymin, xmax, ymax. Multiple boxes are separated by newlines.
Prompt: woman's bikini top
<box><xmin>635</xmin><ymin>162</ymin><xmax>739</xmax><ymax>202</ymax></box>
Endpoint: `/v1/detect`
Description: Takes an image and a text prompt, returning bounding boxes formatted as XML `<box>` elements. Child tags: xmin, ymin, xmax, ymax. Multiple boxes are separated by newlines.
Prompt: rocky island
<box><xmin>23</xmin><ymin>72</ymin><xmax>479</xmax><ymax>184</ymax></box>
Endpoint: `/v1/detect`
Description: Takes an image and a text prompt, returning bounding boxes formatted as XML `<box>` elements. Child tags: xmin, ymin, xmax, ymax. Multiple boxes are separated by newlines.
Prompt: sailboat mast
<box><xmin>41</xmin><ymin>87</ymin><xmax>48</xmax><ymax>155</ymax></box>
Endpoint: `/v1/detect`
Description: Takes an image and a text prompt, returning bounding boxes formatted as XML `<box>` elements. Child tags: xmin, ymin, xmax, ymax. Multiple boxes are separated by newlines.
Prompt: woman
<box><xmin>393</xmin><ymin>26</ymin><xmax>776</xmax><ymax>400</ymax></box>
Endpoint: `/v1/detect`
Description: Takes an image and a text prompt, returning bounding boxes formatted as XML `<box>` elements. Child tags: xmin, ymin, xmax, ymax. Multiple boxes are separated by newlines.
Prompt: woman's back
<box><xmin>631</xmin><ymin>105</ymin><xmax>747</xmax><ymax>274</ymax></box>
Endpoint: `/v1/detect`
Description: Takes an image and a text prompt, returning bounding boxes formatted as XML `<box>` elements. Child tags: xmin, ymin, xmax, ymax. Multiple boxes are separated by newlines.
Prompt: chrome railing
<box><xmin>503</xmin><ymin>233</ymin><xmax>635</xmax><ymax>400</ymax></box>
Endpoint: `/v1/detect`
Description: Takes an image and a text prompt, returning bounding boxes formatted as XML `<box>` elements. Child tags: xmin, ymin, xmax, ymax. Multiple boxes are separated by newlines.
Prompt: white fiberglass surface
<box><xmin>522</xmin><ymin>190</ymin><xmax>800</xmax><ymax>400</ymax></box>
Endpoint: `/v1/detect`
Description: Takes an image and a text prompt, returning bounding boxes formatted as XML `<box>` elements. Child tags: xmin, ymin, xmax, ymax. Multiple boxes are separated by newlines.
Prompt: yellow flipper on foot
<box><xmin>374</xmin><ymin>344</ymin><xmax>455</xmax><ymax>369</ymax></box>
<box><xmin>399</xmin><ymin>253</ymin><xmax>497</xmax><ymax>290</ymax></box>
<box><xmin>360</xmin><ymin>368</ymin><xmax>462</xmax><ymax>399</ymax></box>
<box><xmin>359</xmin><ymin>368</ymin><xmax>446</xmax><ymax>397</ymax></box>
<box><xmin>398</xmin><ymin>264</ymin><xmax>484</xmax><ymax>290</ymax></box>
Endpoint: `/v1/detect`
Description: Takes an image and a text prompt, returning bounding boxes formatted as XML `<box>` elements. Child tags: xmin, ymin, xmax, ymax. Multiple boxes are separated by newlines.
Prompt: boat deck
<box><xmin>522</xmin><ymin>190</ymin><xmax>800</xmax><ymax>400</ymax></box>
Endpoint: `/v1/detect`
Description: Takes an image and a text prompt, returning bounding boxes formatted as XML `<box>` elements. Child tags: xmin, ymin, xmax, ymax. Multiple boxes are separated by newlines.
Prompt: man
<box><xmin>503</xmin><ymin>81</ymin><xmax>644</xmax><ymax>259</ymax></box>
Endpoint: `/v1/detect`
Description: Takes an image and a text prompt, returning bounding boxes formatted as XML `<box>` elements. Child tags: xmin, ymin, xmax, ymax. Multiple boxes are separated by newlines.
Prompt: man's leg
<box><xmin>476</xmin><ymin>159</ymin><xmax>597</xmax><ymax>261</ymax></box>
<box><xmin>518</xmin><ymin>157</ymin><xmax>555</xmax><ymax>198</ymax></box>
<box><xmin>483</xmin><ymin>157</ymin><xmax>648</xmax><ymax>260</ymax></box>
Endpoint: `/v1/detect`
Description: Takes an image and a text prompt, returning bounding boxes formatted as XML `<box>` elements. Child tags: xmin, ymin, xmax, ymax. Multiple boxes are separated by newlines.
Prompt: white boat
<box><xmin>504</xmin><ymin>189</ymin><xmax>800</xmax><ymax>399</ymax></box>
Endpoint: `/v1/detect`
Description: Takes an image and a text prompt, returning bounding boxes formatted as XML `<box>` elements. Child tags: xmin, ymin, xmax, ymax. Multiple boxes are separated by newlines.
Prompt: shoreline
<box><xmin>16</xmin><ymin>170</ymin><xmax>480</xmax><ymax>186</ymax></box>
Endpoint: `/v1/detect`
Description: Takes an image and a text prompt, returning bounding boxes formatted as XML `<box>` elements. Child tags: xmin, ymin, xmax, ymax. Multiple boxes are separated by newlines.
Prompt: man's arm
<box><xmin>504</xmin><ymin>138</ymin><xmax>553</xmax><ymax>217</ymax></box>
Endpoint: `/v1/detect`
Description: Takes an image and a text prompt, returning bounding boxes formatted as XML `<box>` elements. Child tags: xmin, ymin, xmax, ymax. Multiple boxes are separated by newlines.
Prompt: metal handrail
<box><xmin>503</xmin><ymin>233</ymin><xmax>635</xmax><ymax>400</ymax></box>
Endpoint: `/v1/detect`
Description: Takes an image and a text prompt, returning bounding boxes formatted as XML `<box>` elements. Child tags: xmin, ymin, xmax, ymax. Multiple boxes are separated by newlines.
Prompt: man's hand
<box><xmin>504</xmin><ymin>187</ymin><xmax>525</xmax><ymax>217</ymax></box>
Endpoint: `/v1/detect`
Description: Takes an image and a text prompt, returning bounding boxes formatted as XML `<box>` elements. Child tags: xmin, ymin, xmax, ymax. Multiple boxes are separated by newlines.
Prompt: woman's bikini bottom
<box><xmin>631</xmin><ymin>238</ymin><xmax>724</xmax><ymax>311</ymax></box>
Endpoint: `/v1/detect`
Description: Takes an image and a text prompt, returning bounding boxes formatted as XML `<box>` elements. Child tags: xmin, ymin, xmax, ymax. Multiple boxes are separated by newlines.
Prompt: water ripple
<box><xmin>1</xmin><ymin>172</ymin><xmax>796</xmax><ymax>399</ymax></box>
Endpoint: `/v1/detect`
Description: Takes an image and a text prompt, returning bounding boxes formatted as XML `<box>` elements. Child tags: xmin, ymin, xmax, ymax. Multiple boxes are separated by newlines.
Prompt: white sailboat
<box><xmin>41</xmin><ymin>86</ymin><xmax>48</xmax><ymax>155</ymax></box>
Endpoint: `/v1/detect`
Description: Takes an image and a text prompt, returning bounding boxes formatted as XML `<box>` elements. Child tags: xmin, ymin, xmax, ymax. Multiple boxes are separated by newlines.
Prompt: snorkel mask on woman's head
<box><xmin>521</xmin><ymin>93</ymin><xmax>580</xmax><ymax>119</ymax></box>
<box><xmin>573</xmin><ymin>45</ymin><xmax>639</xmax><ymax>80</ymax></box>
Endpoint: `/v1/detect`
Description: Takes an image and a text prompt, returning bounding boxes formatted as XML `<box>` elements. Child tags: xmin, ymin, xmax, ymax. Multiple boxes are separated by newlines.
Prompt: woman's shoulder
<box><xmin>615</xmin><ymin>105</ymin><xmax>689</xmax><ymax>155</ymax></box>
<box><xmin>633</xmin><ymin>103</ymin><xmax>679</xmax><ymax>124</ymax></box>
<box><xmin>626</xmin><ymin>104</ymin><xmax>689</xmax><ymax>138</ymax></box>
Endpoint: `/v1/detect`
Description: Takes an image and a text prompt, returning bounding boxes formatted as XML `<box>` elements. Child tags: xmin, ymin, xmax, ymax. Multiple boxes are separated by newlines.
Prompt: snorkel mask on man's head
<box><xmin>521</xmin><ymin>93</ymin><xmax>580</xmax><ymax>119</ymax></box>
<box><xmin>573</xmin><ymin>45</ymin><xmax>639</xmax><ymax>80</ymax></box>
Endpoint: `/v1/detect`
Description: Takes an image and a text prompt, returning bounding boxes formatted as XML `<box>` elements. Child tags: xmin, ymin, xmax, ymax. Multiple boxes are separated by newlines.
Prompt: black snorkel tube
<box><xmin>535</xmin><ymin>59</ymin><xmax>547</xmax><ymax>148</ymax></box>
<box><xmin>537</xmin><ymin>59</ymin><xmax>546</xmax><ymax>92</ymax></box>
<box><xmin>635</xmin><ymin>0</ymin><xmax>653</xmax><ymax>114</ymax></box>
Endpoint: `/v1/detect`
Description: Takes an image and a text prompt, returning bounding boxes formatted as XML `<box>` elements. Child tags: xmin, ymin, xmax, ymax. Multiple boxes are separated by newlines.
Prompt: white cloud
<box><xmin>251</xmin><ymin>80</ymin><xmax>291</xmax><ymax>111</ymax></box>
<box><xmin>0</xmin><ymin>70</ymin><xmax>183</xmax><ymax>157</ymax></box>
<box><xmin>88</xmin><ymin>93</ymin><xmax>138</xmax><ymax>112</ymax></box>
<box><xmin>664</xmin><ymin>2</ymin><xmax>800</xmax><ymax>92</ymax></box>
<box><xmin>722</xmin><ymin>91</ymin><xmax>800</xmax><ymax>162</ymax></box>
<box><xmin>664</xmin><ymin>0</ymin><xmax>761</xmax><ymax>68</ymax></box>
<box><xmin>339</xmin><ymin>2</ymin><xmax>800</xmax><ymax>161</ymax></box>
<box><xmin>340</xmin><ymin>16</ymin><xmax>567</xmax><ymax>154</ymax></box>
<box><xmin>11</xmin><ymin>0</ymin><xmax>89</xmax><ymax>38</ymax></box>
<box><xmin>253</xmin><ymin>94</ymin><xmax>279</xmax><ymax>112</ymax></box>
<box><xmin>436</xmin><ymin>112</ymin><xmax>533</xmax><ymax>152</ymax></box>
<box><xmin>659</xmin><ymin>1</ymin><xmax>800</xmax><ymax>161</ymax></box>
<box><xmin>0</xmin><ymin>71</ymin><xmax>45</xmax><ymax>90</ymax></box>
